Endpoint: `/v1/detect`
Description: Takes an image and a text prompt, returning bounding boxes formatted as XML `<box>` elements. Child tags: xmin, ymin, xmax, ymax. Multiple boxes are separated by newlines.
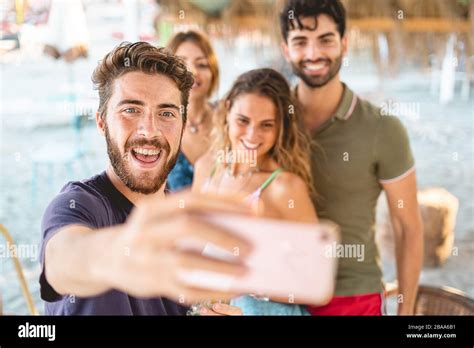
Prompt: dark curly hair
<box><xmin>280</xmin><ymin>0</ymin><xmax>346</xmax><ymax>42</ymax></box>
<box><xmin>92</xmin><ymin>41</ymin><xmax>194</xmax><ymax>121</ymax></box>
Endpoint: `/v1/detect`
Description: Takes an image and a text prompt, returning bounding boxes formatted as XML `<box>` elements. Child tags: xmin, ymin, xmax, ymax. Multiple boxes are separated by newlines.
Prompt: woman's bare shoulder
<box><xmin>194</xmin><ymin>150</ymin><xmax>216</xmax><ymax>175</ymax></box>
<box><xmin>269</xmin><ymin>171</ymin><xmax>309</xmax><ymax>197</ymax></box>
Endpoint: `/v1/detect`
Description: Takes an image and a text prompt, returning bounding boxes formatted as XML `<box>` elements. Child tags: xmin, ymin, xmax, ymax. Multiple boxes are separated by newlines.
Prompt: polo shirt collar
<box><xmin>293</xmin><ymin>83</ymin><xmax>358</xmax><ymax>122</ymax></box>
<box><xmin>333</xmin><ymin>83</ymin><xmax>358</xmax><ymax>121</ymax></box>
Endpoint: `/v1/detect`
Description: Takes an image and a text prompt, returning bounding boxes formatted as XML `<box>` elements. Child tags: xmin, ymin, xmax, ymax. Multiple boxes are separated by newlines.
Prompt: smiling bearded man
<box><xmin>39</xmin><ymin>42</ymin><xmax>252</xmax><ymax>316</ymax></box>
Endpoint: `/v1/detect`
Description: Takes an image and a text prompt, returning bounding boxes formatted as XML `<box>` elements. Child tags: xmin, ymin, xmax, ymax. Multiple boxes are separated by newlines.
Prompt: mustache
<box><xmin>300</xmin><ymin>59</ymin><xmax>331</xmax><ymax>65</ymax></box>
<box><xmin>124</xmin><ymin>138</ymin><xmax>170</xmax><ymax>153</ymax></box>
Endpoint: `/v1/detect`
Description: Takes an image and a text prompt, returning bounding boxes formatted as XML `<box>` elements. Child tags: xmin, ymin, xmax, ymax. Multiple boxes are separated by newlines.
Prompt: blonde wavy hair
<box><xmin>211</xmin><ymin>68</ymin><xmax>317</xmax><ymax>195</ymax></box>
<box><xmin>166</xmin><ymin>30</ymin><xmax>220</xmax><ymax>98</ymax></box>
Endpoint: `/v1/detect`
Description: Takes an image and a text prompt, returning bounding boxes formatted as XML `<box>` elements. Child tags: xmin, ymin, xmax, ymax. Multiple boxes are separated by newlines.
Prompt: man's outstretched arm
<box><xmin>43</xmin><ymin>192</ymin><xmax>253</xmax><ymax>304</ymax></box>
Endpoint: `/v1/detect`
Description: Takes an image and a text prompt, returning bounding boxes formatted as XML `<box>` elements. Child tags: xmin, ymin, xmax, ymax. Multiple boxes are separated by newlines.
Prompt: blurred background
<box><xmin>0</xmin><ymin>0</ymin><xmax>473</xmax><ymax>315</ymax></box>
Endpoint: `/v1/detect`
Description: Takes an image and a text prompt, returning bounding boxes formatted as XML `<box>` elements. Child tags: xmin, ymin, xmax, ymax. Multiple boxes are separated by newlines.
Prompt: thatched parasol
<box><xmin>154</xmin><ymin>0</ymin><xmax>472</xmax><ymax>77</ymax></box>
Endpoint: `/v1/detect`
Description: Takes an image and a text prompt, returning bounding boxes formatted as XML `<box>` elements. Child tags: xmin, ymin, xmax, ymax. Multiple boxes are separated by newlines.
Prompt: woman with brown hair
<box><xmin>193</xmin><ymin>68</ymin><xmax>317</xmax><ymax>223</ymax></box>
<box><xmin>166</xmin><ymin>30</ymin><xmax>220</xmax><ymax>191</ymax></box>
<box><xmin>192</xmin><ymin>68</ymin><xmax>318</xmax><ymax>315</ymax></box>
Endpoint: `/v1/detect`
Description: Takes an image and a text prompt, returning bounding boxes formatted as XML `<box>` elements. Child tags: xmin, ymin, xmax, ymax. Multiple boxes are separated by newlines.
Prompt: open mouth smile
<box><xmin>130</xmin><ymin>147</ymin><xmax>163</xmax><ymax>168</ymax></box>
<box><xmin>240</xmin><ymin>139</ymin><xmax>261</xmax><ymax>150</ymax></box>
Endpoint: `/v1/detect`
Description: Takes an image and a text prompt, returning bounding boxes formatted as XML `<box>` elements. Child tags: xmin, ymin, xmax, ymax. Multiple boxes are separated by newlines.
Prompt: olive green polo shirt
<box><xmin>307</xmin><ymin>84</ymin><xmax>415</xmax><ymax>296</ymax></box>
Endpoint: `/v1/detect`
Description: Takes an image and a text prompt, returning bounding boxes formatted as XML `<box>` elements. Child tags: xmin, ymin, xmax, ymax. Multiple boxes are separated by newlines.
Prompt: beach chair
<box><xmin>0</xmin><ymin>224</ymin><xmax>38</xmax><ymax>315</ymax></box>
<box><xmin>385</xmin><ymin>283</ymin><xmax>474</xmax><ymax>315</ymax></box>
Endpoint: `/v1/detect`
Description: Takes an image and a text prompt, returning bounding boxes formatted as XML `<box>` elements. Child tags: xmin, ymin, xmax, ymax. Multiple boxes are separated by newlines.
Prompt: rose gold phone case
<box><xmin>176</xmin><ymin>214</ymin><xmax>340</xmax><ymax>305</ymax></box>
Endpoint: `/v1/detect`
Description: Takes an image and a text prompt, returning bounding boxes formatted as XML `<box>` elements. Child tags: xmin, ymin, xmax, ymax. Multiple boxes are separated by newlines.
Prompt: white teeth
<box><xmin>241</xmin><ymin>140</ymin><xmax>259</xmax><ymax>149</ymax></box>
<box><xmin>305</xmin><ymin>63</ymin><xmax>326</xmax><ymax>70</ymax></box>
<box><xmin>133</xmin><ymin>148</ymin><xmax>160</xmax><ymax>156</ymax></box>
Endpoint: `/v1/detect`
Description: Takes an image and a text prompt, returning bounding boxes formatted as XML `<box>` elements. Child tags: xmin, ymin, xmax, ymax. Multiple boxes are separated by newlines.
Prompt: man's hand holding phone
<box><xmin>105</xmin><ymin>191</ymin><xmax>254</xmax><ymax>305</ymax></box>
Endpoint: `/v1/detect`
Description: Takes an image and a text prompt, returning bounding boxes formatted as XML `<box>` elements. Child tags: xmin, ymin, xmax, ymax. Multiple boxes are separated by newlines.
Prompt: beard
<box><xmin>291</xmin><ymin>53</ymin><xmax>343</xmax><ymax>89</ymax></box>
<box><xmin>104</xmin><ymin>123</ymin><xmax>180</xmax><ymax>194</ymax></box>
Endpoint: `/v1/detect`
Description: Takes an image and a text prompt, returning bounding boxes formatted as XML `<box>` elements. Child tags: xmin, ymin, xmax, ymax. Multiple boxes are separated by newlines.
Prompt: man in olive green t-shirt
<box><xmin>280</xmin><ymin>0</ymin><xmax>423</xmax><ymax>315</ymax></box>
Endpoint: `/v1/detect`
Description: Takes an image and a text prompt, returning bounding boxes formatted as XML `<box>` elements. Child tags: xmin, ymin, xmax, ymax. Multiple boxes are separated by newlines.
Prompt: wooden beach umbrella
<box><xmin>155</xmin><ymin>0</ymin><xmax>472</xmax><ymax>79</ymax></box>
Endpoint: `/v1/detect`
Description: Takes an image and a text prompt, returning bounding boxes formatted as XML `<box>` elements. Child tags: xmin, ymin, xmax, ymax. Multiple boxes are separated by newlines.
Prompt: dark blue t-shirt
<box><xmin>39</xmin><ymin>171</ymin><xmax>188</xmax><ymax>315</ymax></box>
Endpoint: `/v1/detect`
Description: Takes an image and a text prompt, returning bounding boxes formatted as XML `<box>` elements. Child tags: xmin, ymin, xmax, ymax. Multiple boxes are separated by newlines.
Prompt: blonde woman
<box><xmin>192</xmin><ymin>68</ymin><xmax>318</xmax><ymax>315</ymax></box>
<box><xmin>193</xmin><ymin>68</ymin><xmax>317</xmax><ymax>223</ymax></box>
<box><xmin>166</xmin><ymin>30</ymin><xmax>219</xmax><ymax>191</ymax></box>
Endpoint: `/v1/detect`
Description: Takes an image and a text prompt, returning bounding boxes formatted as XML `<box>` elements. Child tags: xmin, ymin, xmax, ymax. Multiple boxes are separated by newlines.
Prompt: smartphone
<box><xmin>176</xmin><ymin>213</ymin><xmax>340</xmax><ymax>306</ymax></box>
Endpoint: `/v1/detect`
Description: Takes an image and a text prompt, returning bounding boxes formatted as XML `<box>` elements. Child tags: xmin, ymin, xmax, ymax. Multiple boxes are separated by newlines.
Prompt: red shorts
<box><xmin>307</xmin><ymin>293</ymin><xmax>384</xmax><ymax>316</ymax></box>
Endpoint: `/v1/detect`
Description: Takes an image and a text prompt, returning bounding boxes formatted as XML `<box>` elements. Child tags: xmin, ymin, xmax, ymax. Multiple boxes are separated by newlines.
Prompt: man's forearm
<box><xmin>45</xmin><ymin>224</ymin><xmax>122</xmax><ymax>297</ymax></box>
<box><xmin>394</xmin><ymin>222</ymin><xmax>423</xmax><ymax>314</ymax></box>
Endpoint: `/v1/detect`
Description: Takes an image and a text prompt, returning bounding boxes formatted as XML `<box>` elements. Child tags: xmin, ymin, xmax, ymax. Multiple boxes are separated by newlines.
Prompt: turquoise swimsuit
<box><xmin>167</xmin><ymin>152</ymin><xmax>194</xmax><ymax>191</ymax></box>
